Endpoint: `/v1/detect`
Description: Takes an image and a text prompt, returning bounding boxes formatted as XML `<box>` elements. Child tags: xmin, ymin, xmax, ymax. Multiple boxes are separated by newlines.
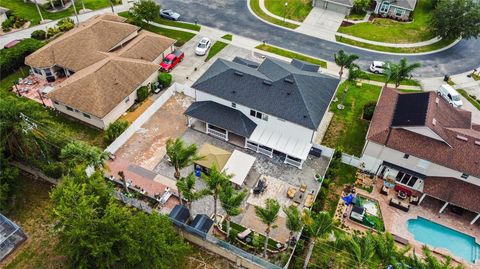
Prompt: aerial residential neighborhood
<box><xmin>0</xmin><ymin>0</ymin><xmax>479</xmax><ymax>269</ymax></box>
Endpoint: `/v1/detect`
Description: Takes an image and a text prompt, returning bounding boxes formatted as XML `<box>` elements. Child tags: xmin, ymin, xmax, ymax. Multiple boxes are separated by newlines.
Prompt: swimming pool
<box><xmin>407</xmin><ymin>217</ymin><xmax>480</xmax><ymax>263</ymax></box>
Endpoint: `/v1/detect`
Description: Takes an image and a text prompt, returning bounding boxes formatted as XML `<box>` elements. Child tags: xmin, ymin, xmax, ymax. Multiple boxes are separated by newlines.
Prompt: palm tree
<box><xmin>203</xmin><ymin>166</ymin><xmax>231</xmax><ymax>221</ymax></box>
<box><xmin>340</xmin><ymin>232</ymin><xmax>376</xmax><ymax>269</ymax></box>
<box><xmin>254</xmin><ymin>198</ymin><xmax>280</xmax><ymax>258</ymax></box>
<box><xmin>166</xmin><ymin>138</ymin><xmax>202</xmax><ymax>180</ymax></box>
<box><xmin>372</xmin><ymin>232</ymin><xmax>410</xmax><ymax>268</ymax></box>
<box><xmin>118</xmin><ymin>170</ymin><xmax>129</xmax><ymax>194</ymax></box>
<box><xmin>418</xmin><ymin>245</ymin><xmax>464</xmax><ymax>269</ymax></box>
<box><xmin>176</xmin><ymin>172</ymin><xmax>208</xmax><ymax>210</ymax></box>
<box><xmin>383</xmin><ymin>58</ymin><xmax>421</xmax><ymax>88</ymax></box>
<box><xmin>334</xmin><ymin>50</ymin><xmax>359</xmax><ymax>79</ymax></box>
<box><xmin>219</xmin><ymin>184</ymin><xmax>248</xmax><ymax>240</ymax></box>
<box><xmin>33</xmin><ymin>0</ymin><xmax>44</xmax><ymax>21</ymax></box>
<box><xmin>347</xmin><ymin>64</ymin><xmax>364</xmax><ymax>82</ymax></box>
<box><xmin>302</xmin><ymin>210</ymin><xmax>333</xmax><ymax>269</ymax></box>
<box><xmin>283</xmin><ymin>205</ymin><xmax>302</xmax><ymax>245</ymax></box>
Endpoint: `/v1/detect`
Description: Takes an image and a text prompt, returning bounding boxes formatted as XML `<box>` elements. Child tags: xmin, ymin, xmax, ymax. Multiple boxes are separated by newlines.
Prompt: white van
<box><xmin>369</xmin><ymin>61</ymin><xmax>387</xmax><ymax>74</ymax></box>
<box><xmin>437</xmin><ymin>84</ymin><xmax>463</xmax><ymax>107</ymax></box>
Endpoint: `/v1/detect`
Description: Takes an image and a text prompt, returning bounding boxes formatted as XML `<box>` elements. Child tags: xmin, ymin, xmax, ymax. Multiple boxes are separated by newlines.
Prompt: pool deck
<box><xmin>361</xmin><ymin>181</ymin><xmax>480</xmax><ymax>268</ymax></box>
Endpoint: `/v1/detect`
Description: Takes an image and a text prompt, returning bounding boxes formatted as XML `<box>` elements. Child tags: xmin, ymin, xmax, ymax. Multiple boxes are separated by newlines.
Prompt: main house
<box><xmin>25</xmin><ymin>14</ymin><xmax>175</xmax><ymax>129</ymax></box>
<box><xmin>362</xmin><ymin>88</ymin><xmax>480</xmax><ymax>224</ymax></box>
<box><xmin>373</xmin><ymin>0</ymin><xmax>418</xmax><ymax>20</ymax></box>
<box><xmin>313</xmin><ymin>0</ymin><xmax>354</xmax><ymax>15</ymax></box>
<box><xmin>185</xmin><ymin>57</ymin><xmax>340</xmax><ymax>168</ymax></box>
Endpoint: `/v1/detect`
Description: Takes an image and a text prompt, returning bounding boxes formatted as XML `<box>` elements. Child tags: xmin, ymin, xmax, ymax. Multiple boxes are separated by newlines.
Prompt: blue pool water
<box><xmin>407</xmin><ymin>217</ymin><xmax>480</xmax><ymax>263</ymax></box>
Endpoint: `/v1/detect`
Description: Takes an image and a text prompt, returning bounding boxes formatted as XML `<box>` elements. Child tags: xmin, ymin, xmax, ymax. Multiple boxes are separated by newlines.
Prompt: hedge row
<box><xmin>0</xmin><ymin>38</ymin><xmax>44</xmax><ymax>76</ymax></box>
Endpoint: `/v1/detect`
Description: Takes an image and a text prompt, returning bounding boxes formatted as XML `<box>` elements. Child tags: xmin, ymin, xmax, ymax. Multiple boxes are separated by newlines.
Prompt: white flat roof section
<box><xmin>222</xmin><ymin>150</ymin><xmax>256</xmax><ymax>187</ymax></box>
<box><xmin>249</xmin><ymin>126</ymin><xmax>312</xmax><ymax>160</ymax></box>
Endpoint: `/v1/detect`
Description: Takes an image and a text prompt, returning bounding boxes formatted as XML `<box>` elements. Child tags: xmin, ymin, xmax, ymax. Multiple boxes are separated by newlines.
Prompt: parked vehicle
<box><xmin>152</xmin><ymin>82</ymin><xmax>163</xmax><ymax>94</ymax></box>
<box><xmin>160</xmin><ymin>9</ymin><xmax>181</xmax><ymax>21</ymax></box>
<box><xmin>369</xmin><ymin>61</ymin><xmax>387</xmax><ymax>74</ymax></box>
<box><xmin>160</xmin><ymin>49</ymin><xmax>184</xmax><ymax>72</ymax></box>
<box><xmin>437</xmin><ymin>84</ymin><xmax>463</xmax><ymax>107</ymax></box>
<box><xmin>195</xmin><ymin>37</ymin><xmax>211</xmax><ymax>56</ymax></box>
<box><xmin>3</xmin><ymin>39</ymin><xmax>23</xmax><ymax>49</ymax></box>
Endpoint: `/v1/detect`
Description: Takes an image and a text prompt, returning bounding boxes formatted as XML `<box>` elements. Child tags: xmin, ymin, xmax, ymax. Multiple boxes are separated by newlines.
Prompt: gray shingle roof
<box><xmin>185</xmin><ymin>101</ymin><xmax>257</xmax><ymax>137</ymax></box>
<box><xmin>192</xmin><ymin>58</ymin><xmax>340</xmax><ymax>130</ymax></box>
<box><xmin>232</xmin><ymin>57</ymin><xmax>260</xmax><ymax>68</ymax></box>
<box><xmin>379</xmin><ymin>0</ymin><xmax>417</xmax><ymax>10</ymax></box>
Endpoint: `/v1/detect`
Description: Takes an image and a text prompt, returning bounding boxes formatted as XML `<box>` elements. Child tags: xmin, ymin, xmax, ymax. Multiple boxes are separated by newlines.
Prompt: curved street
<box><xmin>157</xmin><ymin>0</ymin><xmax>480</xmax><ymax>77</ymax></box>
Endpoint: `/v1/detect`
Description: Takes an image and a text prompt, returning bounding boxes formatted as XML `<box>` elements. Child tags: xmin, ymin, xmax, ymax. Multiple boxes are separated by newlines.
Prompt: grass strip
<box><xmin>205</xmin><ymin>41</ymin><xmax>229</xmax><ymax>61</ymax></box>
<box><xmin>221</xmin><ymin>34</ymin><xmax>233</xmax><ymax>41</ymax></box>
<box><xmin>361</xmin><ymin>72</ymin><xmax>421</xmax><ymax>86</ymax></box>
<box><xmin>264</xmin><ymin>0</ymin><xmax>313</xmax><ymax>22</ymax></box>
<box><xmin>153</xmin><ymin>17</ymin><xmax>201</xmax><ymax>31</ymax></box>
<box><xmin>255</xmin><ymin>44</ymin><xmax>327</xmax><ymax>68</ymax></box>
<box><xmin>457</xmin><ymin>89</ymin><xmax>480</xmax><ymax>111</ymax></box>
<box><xmin>249</xmin><ymin>0</ymin><xmax>299</xmax><ymax>29</ymax></box>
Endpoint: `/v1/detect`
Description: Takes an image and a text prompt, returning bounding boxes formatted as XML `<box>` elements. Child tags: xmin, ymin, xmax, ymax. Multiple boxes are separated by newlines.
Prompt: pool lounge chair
<box><xmin>237</xmin><ymin>228</ymin><xmax>252</xmax><ymax>240</ymax></box>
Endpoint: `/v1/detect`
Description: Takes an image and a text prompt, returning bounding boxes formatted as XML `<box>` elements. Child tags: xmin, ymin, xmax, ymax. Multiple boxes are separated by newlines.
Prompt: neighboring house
<box><xmin>185</xmin><ymin>57</ymin><xmax>340</xmax><ymax>168</ymax></box>
<box><xmin>0</xmin><ymin>213</ymin><xmax>27</xmax><ymax>261</ymax></box>
<box><xmin>362</xmin><ymin>88</ymin><xmax>480</xmax><ymax>224</ymax></box>
<box><xmin>313</xmin><ymin>0</ymin><xmax>354</xmax><ymax>15</ymax></box>
<box><xmin>0</xmin><ymin>7</ymin><xmax>8</xmax><ymax>24</ymax></box>
<box><xmin>373</xmin><ymin>0</ymin><xmax>417</xmax><ymax>20</ymax></box>
<box><xmin>25</xmin><ymin>14</ymin><xmax>175</xmax><ymax>129</ymax></box>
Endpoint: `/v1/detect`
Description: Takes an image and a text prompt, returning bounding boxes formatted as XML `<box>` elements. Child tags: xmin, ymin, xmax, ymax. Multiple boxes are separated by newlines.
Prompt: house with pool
<box><xmin>361</xmin><ymin>88</ymin><xmax>480</xmax><ymax>225</ymax></box>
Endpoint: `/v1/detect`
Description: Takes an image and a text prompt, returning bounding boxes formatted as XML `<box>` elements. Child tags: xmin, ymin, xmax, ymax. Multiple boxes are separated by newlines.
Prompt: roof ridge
<box><xmin>291</xmin><ymin>73</ymin><xmax>317</xmax><ymax>128</ymax></box>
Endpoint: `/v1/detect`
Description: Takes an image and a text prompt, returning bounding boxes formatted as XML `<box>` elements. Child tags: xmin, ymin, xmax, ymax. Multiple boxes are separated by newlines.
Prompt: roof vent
<box><xmin>263</xmin><ymin>80</ymin><xmax>272</xmax><ymax>86</ymax></box>
<box><xmin>435</xmin><ymin>97</ymin><xmax>439</xmax><ymax>104</ymax></box>
<box><xmin>456</xmin><ymin>135</ymin><xmax>468</xmax><ymax>141</ymax></box>
<box><xmin>286</xmin><ymin>92</ymin><xmax>291</xmax><ymax>96</ymax></box>
<box><xmin>475</xmin><ymin>140</ymin><xmax>480</xmax><ymax>146</ymax></box>
<box><xmin>234</xmin><ymin>71</ymin><xmax>244</xmax><ymax>77</ymax></box>
<box><xmin>303</xmin><ymin>115</ymin><xmax>307</xmax><ymax>119</ymax></box>
<box><xmin>432</xmin><ymin>118</ymin><xmax>437</xmax><ymax>125</ymax></box>
<box><xmin>231</xmin><ymin>90</ymin><xmax>236</xmax><ymax>94</ymax></box>
<box><xmin>284</xmin><ymin>78</ymin><xmax>294</xmax><ymax>84</ymax></box>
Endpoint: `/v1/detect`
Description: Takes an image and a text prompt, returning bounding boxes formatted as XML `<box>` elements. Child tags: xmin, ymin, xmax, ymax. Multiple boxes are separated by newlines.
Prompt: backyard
<box><xmin>264</xmin><ymin>0</ymin><xmax>313</xmax><ymax>22</ymax></box>
<box><xmin>322</xmin><ymin>82</ymin><xmax>382</xmax><ymax>157</ymax></box>
<box><xmin>249</xmin><ymin>0</ymin><xmax>299</xmax><ymax>29</ymax></box>
<box><xmin>338</xmin><ymin>0</ymin><xmax>436</xmax><ymax>43</ymax></box>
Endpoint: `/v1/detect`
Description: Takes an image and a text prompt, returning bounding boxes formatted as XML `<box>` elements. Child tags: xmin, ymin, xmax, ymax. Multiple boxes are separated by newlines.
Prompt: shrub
<box><xmin>158</xmin><ymin>73</ymin><xmax>172</xmax><ymax>87</ymax></box>
<box><xmin>2</xmin><ymin>17</ymin><xmax>14</xmax><ymax>32</ymax></box>
<box><xmin>57</xmin><ymin>17</ymin><xmax>74</xmax><ymax>32</ymax></box>
<box><xmin>362</xmin><ymin>101</ymin><xmax>376</xmax><ymax>121</ymax></box>
<box><xmin>0</xmin><ymin>38</ymin><xmax>43</xmax><ymax>76</ymax></box>
<box><xmin>104</xmin><ymin>120</ymin><xmax>129</xmax><ymax>144</ymax></box>
<box><xmin>31</xmin><ymin>29</ymin><xmax>47</xmax><ymax>40</ymax></box>
<box><xmin>47</xmin><ymin>27</ymin><xmax>60</xmax><ymax>38</ymax></box>
<box><xmin>42</xmin><ymin>162</ymin><xmax>65</xmax><ymax>178</ymax></box>
<box><xmin>13</xmin><ymin>16</ymin><xmax>27</xmax><ymax>28</ymax></box>
<box><xmin>136</xmin><ymin>86</ymin><xmax>149</xmax><ymax>102</ymax></box>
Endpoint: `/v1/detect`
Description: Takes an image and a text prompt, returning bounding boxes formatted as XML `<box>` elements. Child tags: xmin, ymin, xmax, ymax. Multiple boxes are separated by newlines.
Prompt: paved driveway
<box><xmin>296</xmin><ymin>7</ymin><xmax>344</xmax><ymax>42</ymax></box>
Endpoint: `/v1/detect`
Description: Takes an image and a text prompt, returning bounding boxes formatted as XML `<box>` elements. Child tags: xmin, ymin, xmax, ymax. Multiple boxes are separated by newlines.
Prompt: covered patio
<box><xmin>194</xmin><ymin>143</ymin><xmax>231</xmax><ymax>174</ymax></box>
<box><xmin>222</xmin><ymin>149</ymin><xmax>256</xmax><ymax>188</ymax></box>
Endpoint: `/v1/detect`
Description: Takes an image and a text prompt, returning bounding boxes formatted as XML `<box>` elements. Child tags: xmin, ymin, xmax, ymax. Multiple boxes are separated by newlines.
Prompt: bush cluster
<box><xmin>31</xmin><ymin>29</ymin><xmax>47</xmax><ymax>40</ymax></box>
<box><xmin>0</xmin><ymin>38</ymin><xmax>43</xmax><ymax>76</ymax></box>
<box><xmin>136</xmin><ymin>86</ymin><xmax>149</xmax><ymax>102</ymax></box>
<box><xmin>1</xmin><ymin>14</ymin><xmax>27</xmax><ymax>32</ymax></box>
<box><xmin>158</xmin><ymin>73</ymin><xmax>172</xmax><ymax>87</ymax></box>
<box><xmin>362</xmin><ymin>101</ymin><xmax>376</xmax><ymax>121</ymax></box>
<box><xmin>57</xmin><ymin>17</ymin><xmax>75</xmax><ymax>32</ymax></box>
<box><xmin>104</xmin><ymin>120</ymin><xmax>129</xmax><ymax>144</ymax></box>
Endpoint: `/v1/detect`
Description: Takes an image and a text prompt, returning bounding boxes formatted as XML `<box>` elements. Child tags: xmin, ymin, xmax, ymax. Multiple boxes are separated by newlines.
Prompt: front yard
<box><xmin>264</xmin><ymin>0</ymin><xmax>313</xmax><ymax>22</ymax></box>
<box><xmin>338</xmin><ymin>0</ymin><xmax>436</xmax><ymax>43</ymax></box>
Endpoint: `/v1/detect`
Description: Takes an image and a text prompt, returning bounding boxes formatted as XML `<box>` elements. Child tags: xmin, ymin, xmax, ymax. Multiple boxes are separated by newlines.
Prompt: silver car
<box><xmin>160</xmin><ymin>9</ymin><xmax>180</xmax><ymax>21</ymax></box>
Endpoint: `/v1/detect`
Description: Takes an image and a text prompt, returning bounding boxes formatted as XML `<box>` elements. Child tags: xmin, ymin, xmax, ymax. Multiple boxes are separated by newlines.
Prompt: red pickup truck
<box><xmin>160</xmin><ymin>49</ymin><xmax>184</xmax><ymax>72</ymax></box>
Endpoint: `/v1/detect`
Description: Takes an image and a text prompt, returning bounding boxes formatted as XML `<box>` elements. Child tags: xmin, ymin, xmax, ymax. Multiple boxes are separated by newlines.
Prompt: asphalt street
<box><xmin>157</xmin><ymin>0</ymin><xmax>480</xmax><ymax>77</ymax></box>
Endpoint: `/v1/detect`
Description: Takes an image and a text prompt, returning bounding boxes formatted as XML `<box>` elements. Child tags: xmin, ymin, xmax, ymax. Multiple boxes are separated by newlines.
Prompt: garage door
<box><xmin>318</xmin><ymin>0</ymin><xmax>349</xmax><ymax>14</ymax></box>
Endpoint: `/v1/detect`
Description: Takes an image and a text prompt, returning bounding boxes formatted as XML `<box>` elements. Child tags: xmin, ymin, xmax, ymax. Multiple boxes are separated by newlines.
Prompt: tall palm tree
<box><xmin>373</xmin><ymin>232</ymin><xmax>410</xmax><ymax>268</ymax></box>
<box><xmin>203</xmin><ymin>166</ymin><xmax>231</xmax><ymax>221</ymax></box>
<box><xmin>176</xmin><ymin>172</ymin><xmax>208</xmax><ymax>209</ymax></box>
<box><xmin>166</xmin><ymin>138</ymin><xmax>202</xmax><ymax>180</ymax></box>
<box><xmin>254</xmin><ymin>198</ymin><xmax>280</xmax><ymax>258</ymax></box>
<box><xmin>219</xmin><ymin>184</ymin><xmax>248</xmax><ymax>240</ymax></box>
<box><xmin>383</xmin><ymin>58</ymin><xmax>421</xmax><ymax>88</ymax></box>
<box><xmin>283</xmin><ymin>205</ymin><xmax>302</xmax><ymax>245</ymax></box>
<box><xmin>302</xmin><ymin>210</ymin><xmax>333</xmax><ymax>269</ymax></box>
<box><xmin>33</xmin><ymin>0</ymin><xmax>44</xmax><ymax>21</ymax></box>
<box><xmin>340</xmin><ymin>232</ymin><xmax>376</xmax><ymax>269</ymax></box>
<box><xmin>334</xmin><ymin>50</ymin><xmax>359</xmax><ymax>80</ymax></box>
<box><xmin>418</xmin><ymin>245</ymin><xmax>464</xmax><ymax>269</ymax></box>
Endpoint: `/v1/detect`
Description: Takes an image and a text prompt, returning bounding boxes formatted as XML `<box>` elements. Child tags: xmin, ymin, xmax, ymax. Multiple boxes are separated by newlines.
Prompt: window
<box><xmin>380</xmin><ymin>2</ymin><xmax>390</xmax><ymax>13</ymax></box>
<box><xmin>43</xmin><ymin>68</ymin><xmax>52</xmax><ymax>76</ymax></box>
<box><xmin>407</xmin><ymin>177</ymin><xmax>418</xmax><ymax>187</ymax></box>
<box><xmin>250</xmin><ymin>110</ymin><xmax>256</xmax><ymax>116</ymax></box>
<box><xmin>33</xmin><ymin>68</ymin><xmax>42</xmax><ymax>75</ymax></box>
<box><xmin>395</xmin><ymin>171</ymin><xmax>419</xmax><ymax>187</ymax></box>
<box><xmin>395</xmin><ymin>8</ymin><xmax>404</xmax><ymax>17</ymax></box>
<box><xmin>125</xmin><ymin>96</ymin><xmax>130</xmax><ymax>103</ymax></box>
<box><xmin>250</xmin><ymin>109</ymin><xmax>268</xmax><ymax>121</ymax></box>
<box><xmin>256</xmin><ymin>112</ymin><xmax>263</xmax><ymax>119</ymax></box>
<box><xmin>403</xmin><ymin>154</ymin><xmax>409</xmax><ymax>159</ymax></box>
<box><xmin>83</xmin><ymin>113</ymin><xmax>91</xmax><ymax>119</ymax></box>
<box><xmin>53</xmin><ymin>101</ymin><xmax>59</xmax><ymax>105</ymax></box>
<box><xmin>66</xmin><ymin>106</ymin><xmax>73</xmax><ymax>111</ymax></box>
<box><xmin>262</xmin><ymin>114</ymin><xmax>268</xmax><ymax>121</ymax></box>
<box><xmin>231</xmin><ymin>102</ymin><xmax>236</xmax><ymax>108</ymax></box>
<box><xmin>461</xmin><ymin>173</ymin><xmax>469</xmax><ymax>179</ymax></box>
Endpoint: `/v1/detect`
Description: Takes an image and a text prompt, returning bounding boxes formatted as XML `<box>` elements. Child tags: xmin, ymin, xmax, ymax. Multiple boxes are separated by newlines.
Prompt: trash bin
<box><xmin>443</xmin><ymin>75</ymin><xmax>450</xmax><ymax>82</ymax></box>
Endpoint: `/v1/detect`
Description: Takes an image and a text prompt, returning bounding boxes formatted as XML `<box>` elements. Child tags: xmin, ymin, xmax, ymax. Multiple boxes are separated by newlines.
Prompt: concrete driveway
<box><xmin>296</xmin><ymin>7</ymin><xmax>345</xmax><ymax>42</ymax></box>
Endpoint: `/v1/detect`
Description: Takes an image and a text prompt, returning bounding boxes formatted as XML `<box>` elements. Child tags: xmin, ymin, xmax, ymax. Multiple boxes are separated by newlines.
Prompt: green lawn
<box><xmin>2</xmin><ymin>0</ymin><xmax>111</xmax><ymax>26</ymax></box>
<box><xmin>338</xmin><ymin>0</ymin><xmax>436</xmax><ymax>43</ymax></box>
<box><xmin>221</xmin><ymin>34</ymin><xmax>233</xmax><ymax>41</ymax></box>
<box><xmin>250</xmin><ymin>0</ymin><xmax>299</xmax><ymax>29</ymax></box>
<box><xmin>457</xmin><ymin>89</ymin><xmax>480</xmax><ymax>111</ymax></box>
<box><xmin>346</xmin><ymin>10</ymin><xmax>367</xmax><ymax>21</ymax></box>
<box><xmin>361</xmin><ymin>72</ymin><xmax>421</xmax><ymax>86</ymax></box>
<box><xmin>205</xmin><ymin>41</ymin><xmax>229</xmax><ymax>61</ymax></box>
<box><xmin>118</xmin><ymin>12</ymin><xmax>196</xmax><ymax>47</ymax></box>
<box><xmin>322</xmin><ymin>82</ymin><xmax>382</xmax><ymax>156</ymax></box>
<box><xmin>255</xmin><ymin>44</ymin><xmax>327</xmax><ymax>68</ymax></box>
<box><xmin>336</xmin><ymin>35</ymin><xmax>457</xmax><ymax>53</ymax></box>
<box><xmin>153</xmin><ymin>17</ymin><xmax>201</xmax><ymax>31</ymax></box>
<box><xmin>471</xmin><ymin>73</ymin><xmax>480</xmax><ymax>81</ymax></box>
<box><xmin>264</xmin><ymin>0</ymin><xmax>312</xmax><ymax>22</ymax></box>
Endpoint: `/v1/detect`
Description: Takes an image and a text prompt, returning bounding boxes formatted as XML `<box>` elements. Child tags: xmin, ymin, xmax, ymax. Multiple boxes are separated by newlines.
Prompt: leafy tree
<box><xmin>347</xmin><ymin>64</ymin><xmax>364</xmax><ymax>82</ymax></box>
<box><xmin>104</xmin><ymin>120</ymin><xmax>129</xmax><ymax>144</ymax></box>
<box><xmin>353</xmin><ymin>0</ymin><xmax>371</xmax><ymax>13</ymax></box>
<box><xmin>334</xmin><ymin>50</ymin><xmax>359</xmax><ymax>80</ymax></box>
<box><xmin>302</xmin><ymin>210</ymin><xmax>333</xmax><ymax>269</ymax></box>
<box><xmin>60</xmin><ymin>140</ymin><xmax>108</xmax><ymax>171</ymax></box>
<box><xmin>219</xmin><ymin>184</ymin><xmax>248</xmax><ymax>240</ymax></box>
<box><xmin>432</xmin><ymin>0</ymin><xmax>480</xmax><ymax>40</ymax></box>
<box><xmin>166</xmin><ymin>138</ymin><xmax>202</xmax><ymax>180</ymax></box>
<box><xmin>203</xmin><ymin>165</ymin><xmax>231</xmax><ymax>221</ymax></box>
<box><xmin>283</xmin><ymin>205</ymin><xmax>302</xmax><ymax>244</ymax></box>
<box><xmin>131</xmin><ymin>0</ymin><xmax>160</xmax><ymax>24</ymax></box>
<box><xmin>176</xmin><ymin>172</ymin><xmax>208</xmax><ymax>210</ymax></box>
<box><xmin>383</xmin><ymin>58</ymin><xmax>421</xmax><ymax>88</ymax></box>
<box><xmin>0</xmin><ymin>38</ymin><xmax>43</xmax><ymax>76</ymax></box>
<box><xmin>254</xmin><ymin>198</ymin><xmax>280</xmax><ymax>257</ymax></box>
<box><xmin>0</xmin><ymin>146</ymin><xmax>19</xmax><ymax>210</ymax></box>
<box><xmin>373</xmin><ymin>232</ymin><xmax>410</xmax><ymax>268</ymax></box>
<box><xmin>340</xmin><ymin>232</ymin><xmax>376</xmax><ymax>269</ymax></box>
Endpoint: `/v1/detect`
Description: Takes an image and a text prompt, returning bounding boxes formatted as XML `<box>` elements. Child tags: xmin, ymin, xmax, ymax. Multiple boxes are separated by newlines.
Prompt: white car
<box><xmin>369</xmin><ymin>61</ymin><xmax>387</xmax><ymax>74</ymax></box>
<box><xmin>437</xmin><ymin>84</ymin><xmax>463</xmax><ymax>107</ymax></box>
<box><xmin>195</xmin><ymin>37</ymin><xmax>211</xmax><ymax>56</ymax></box>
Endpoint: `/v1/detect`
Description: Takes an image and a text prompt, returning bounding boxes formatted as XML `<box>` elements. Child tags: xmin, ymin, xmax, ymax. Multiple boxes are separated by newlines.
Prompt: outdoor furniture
<box><xmin>394</xmin><ymin>185</ymin><xmax>412</xmax><ymax>196</ymax></box>
<box><xmin>304</xmin><ymin>193</ymin><xmax>314</xmax><ymax>208</ymax></box>
<box><xmin>287</xmin><ymin>187</ymin><xmax>297</xmax><ymax>198</ymax></box>
<box><xmin>397</xmin><ymin>191</ymin><xmax>407</xmax><ymax>200</ymax></box>
<box><xmin>380</xmin><ymin>185</ymin><xmax>389</xmax><ymax>195</ymax></box>
<box><xmin>253</xmin><ymin>179</ymin><xmax>267</xmax><ymax>195</ymax></box>
<box><xmin>392</xmin><ymin>234</ymin><xmax>409</xmax><ymax>245</ymax></box>
<box><xmin>237</xmin><ymin>228</ymin><xmax>252</xmax><ymax>240</ymax></box>
<box><xmin>293</xmin><ymin>191</ymin><xmax>304</xmax><ymax>204</ymax></box>
<box><xmin>389</xmin><ymin>198</ymin><xmax>410</xmax><ymax>212</ymax></box>
<box><xmin>409</xmin><ymin>195</ymin><xmax>419</xmax><ymax>205</ymax></box>
<box><xmin>299</xmin><ymin>184</ymin><xmax>307</xmax><ymax>193</ymax></box>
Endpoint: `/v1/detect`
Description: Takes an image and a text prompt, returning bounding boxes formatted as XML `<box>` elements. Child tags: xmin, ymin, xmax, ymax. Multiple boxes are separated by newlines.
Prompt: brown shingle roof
<box><xmin>48</xmin><ymin>57</ymin><xmax>158</xmax><ymax>118</ymax></box>
<box><xmin>367</xmin><ymin>88</ymin><xmax>480</xmax><ymax>178</ymax></box>
<box><xmin>119</xmin><ymin>31</ymin><xmax>175</xmax><ymax>62</ymax></box>
<box><xmin>423</xmin><ymin>177</ymin><xmax>480</xmax><ymax>213</ymax></box>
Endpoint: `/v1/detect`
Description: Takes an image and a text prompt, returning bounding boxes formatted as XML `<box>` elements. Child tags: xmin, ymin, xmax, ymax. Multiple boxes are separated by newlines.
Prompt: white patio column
<box><xmin>418</xmin><ymin>193</ymin><xmax>427</xmax><ymax>205</ymax></box>
<box><xmin>439</xmin><ymin>202</ymin><xmax>449</xmax><ymax>213</ymax></box>
<box><xmin>225</xmin><ymin>130</ymin><xmax>229</xmax><ymax>141</ymax></box>
<box><xmin>471</xmin><ymin>214</ymin><xmax>480</xmax><ymax>225</ymax></box>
